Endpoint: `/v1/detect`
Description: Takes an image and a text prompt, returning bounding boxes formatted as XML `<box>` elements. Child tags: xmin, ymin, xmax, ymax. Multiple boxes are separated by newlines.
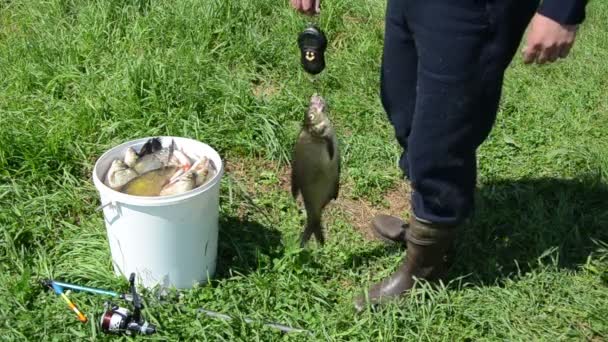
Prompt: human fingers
<box><xmin>291</xmin><ymin>0</ymin><xmax>301</xmax><ymax>11</ymax></box>
<box><xmin>301</xmin><ymin>0</ymin><xmax>313</xmax><ymax>12</ymax></box>
<box><xmin>538</xmin><ymin>45</ymin><xmax>560</xmax><ymax>64</ymax></box>
<box><xmin>558</xmin><ymin>43</ymin><xmax>572</xmax><ymax>59</ymax></box>
<box><xmin>522</xmin><ymin>44</ymin><xmax>540</xmax><ymax>64</ymax></box>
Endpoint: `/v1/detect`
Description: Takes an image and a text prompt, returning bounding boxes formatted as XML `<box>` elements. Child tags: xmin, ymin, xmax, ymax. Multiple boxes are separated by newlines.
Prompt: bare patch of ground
<box><xmin>224</xmin><ymin>157</ymin><xmax>411</xmax><ymax>240</ymax></box>
<box><xmin>224</xmin><ymin>157</ymin><xmax>291</xmax><ymax>193</ymax></box>
<box><xmin>333</xmin><ymin>181</ymin><xmax>411</xmax><ymax>241</ymax></box>
<box><xmin>251</xmin><ymin>79</ymin><xmax>280</xmax><ymax>99</ymax></box>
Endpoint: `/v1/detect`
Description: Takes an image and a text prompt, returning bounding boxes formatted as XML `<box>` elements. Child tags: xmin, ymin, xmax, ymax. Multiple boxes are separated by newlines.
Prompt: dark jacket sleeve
<box><xmin>537</xmin><ymin>0</ymin><xmax>589</xmax><ymax>25</ymax></box>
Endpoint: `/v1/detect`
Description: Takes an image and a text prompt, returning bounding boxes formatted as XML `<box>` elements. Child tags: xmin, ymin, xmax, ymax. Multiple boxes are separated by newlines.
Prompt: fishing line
<box><xmin>297</xmin><ymin>8</ymin><xmax>328</xmax><ymax>94</ymax></box>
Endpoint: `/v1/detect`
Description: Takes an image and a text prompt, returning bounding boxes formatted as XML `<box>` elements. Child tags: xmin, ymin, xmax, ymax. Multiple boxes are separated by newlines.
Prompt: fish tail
<box><xmin>313</xmin><ymin>226</ymin><xmax>325</xmax><ymax>246</ymax></box>
<box><xmin>139</xmin><ymin>137</ymin><xmax>162</xmax><ymax>157</ymax></box>
<box><xmin>300</xmin><ymin>213</ymin><xmax>324</xmax><ymax>248</ymax></box>
<box><xmin>299</xmin><ymin>228</ymin><xmax>313</xmax><ymax>248</ymax></box>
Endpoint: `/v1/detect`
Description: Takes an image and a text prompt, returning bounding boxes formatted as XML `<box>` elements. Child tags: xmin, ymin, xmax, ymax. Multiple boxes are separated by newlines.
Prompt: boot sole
<box><xmin>370</xmin><ymin>222</ymin><xmax>407</xmax><ymax>247</ymax></box>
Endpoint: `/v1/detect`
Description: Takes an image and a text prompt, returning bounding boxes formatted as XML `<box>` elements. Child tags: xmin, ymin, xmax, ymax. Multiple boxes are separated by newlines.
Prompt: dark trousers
<box><xmin>381</xmin><ymin>0</ymin><xmax>539</xmax><ymax>226</ymax></box>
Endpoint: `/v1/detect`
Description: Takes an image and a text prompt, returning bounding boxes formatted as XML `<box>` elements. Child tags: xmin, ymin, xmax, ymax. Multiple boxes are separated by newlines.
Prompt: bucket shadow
<box><xmin>214</xmin><ymin>216</ymin><xmax>285</xmax><ymax>279</ymax></box>
<box><xmin>346</xmin><ymin>176</ymin><xmax>608</xmax><ymax>287</ymax></box>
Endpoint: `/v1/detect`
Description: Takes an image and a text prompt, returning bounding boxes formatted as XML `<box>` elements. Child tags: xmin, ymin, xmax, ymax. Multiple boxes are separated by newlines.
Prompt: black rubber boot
<box><xmin>354</xmin><ymin>216</ymin><xmax>457</xmax><ymax>312</ymax></box>
<box><xmin>371</xmin><ymin>214</ymin><xmax>408</xmax><ymax>246</ymax></box>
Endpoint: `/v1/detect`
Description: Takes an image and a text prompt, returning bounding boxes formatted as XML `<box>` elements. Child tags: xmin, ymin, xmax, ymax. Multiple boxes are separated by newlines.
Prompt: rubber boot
<box><xmin>354</xmin><ymin>216</ymin><xmax>458</xmax><ymax>312</ymax></box>
<box><xmin>371</xmin><ymin>214</ymin><xmax>408</xmax><ymax>246</ymax></box>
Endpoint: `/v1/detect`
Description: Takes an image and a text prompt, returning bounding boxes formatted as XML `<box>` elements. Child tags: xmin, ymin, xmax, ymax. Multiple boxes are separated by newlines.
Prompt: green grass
<box><xmin>1</xmin><ymin>0</ymin><xmax>607</xmax><ymax>340</ymax></box>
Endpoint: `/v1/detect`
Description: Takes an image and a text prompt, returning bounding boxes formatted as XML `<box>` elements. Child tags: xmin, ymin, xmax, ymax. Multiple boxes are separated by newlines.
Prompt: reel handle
<box><xmin>128</xmin><ymin>273</ymin><xmax>142</xmax><ymax>322</ymax></box>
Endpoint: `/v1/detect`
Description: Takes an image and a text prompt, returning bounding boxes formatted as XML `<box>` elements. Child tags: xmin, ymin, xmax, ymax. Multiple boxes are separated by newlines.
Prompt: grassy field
<box><xmin>1</xmin><ymin>0</ymin><xmax>607</xmax><ymax>340</ymax></box>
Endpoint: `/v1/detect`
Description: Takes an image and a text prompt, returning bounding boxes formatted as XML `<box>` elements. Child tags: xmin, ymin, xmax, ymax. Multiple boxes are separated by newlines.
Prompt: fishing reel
<box><xmin>100</xmin><ymin>273</ymin><xmax>156</xmax><ymax>336</ymax></box>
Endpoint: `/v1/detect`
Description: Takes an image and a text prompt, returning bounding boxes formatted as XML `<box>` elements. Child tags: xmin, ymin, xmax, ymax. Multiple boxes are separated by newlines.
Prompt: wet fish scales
<box><xmin>291</xmin><ymin>94</ymin><xmax>340</xmax><ymax>248</ymax></box>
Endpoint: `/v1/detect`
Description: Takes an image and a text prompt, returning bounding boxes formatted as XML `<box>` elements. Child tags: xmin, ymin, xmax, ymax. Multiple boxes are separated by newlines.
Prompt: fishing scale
<box><xmin>43</xmin><ymin>272</ymin><xmax>156</xmax><ymax>336</ymax></box>
<box><xmin>298</xmin><ymin>23</ymin><xmax>327</xmax><ymax>75</ymax></box>
<box><xmin>297</xmin><ymin>1</ymin><xmax>328</xmax><ymax>82</ymax></box>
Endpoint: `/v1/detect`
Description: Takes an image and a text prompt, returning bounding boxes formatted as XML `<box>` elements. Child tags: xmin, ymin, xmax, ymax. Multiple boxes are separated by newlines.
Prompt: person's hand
<box><xmin>522</xmin><ymin>13</ymin><xmax>578</xmax><ymax>64</ymax></box>
<box><xmin>290</xmin><ymin>0</ymin><xmax>320</xmax><ymax>15</ymax></box>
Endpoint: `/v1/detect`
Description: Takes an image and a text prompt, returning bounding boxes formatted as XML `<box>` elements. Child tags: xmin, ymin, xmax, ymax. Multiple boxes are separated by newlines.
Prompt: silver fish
<box><xmin>131</xmin><ymin>139</ymin><xmax>191</xmax><ymax>175</ymax></box>
<box><xmin>291</xmin><ymin>94</ymin><xmax>340</xmax><ymax>247</ymax></box>
<box><xmin>191</xmin><ymin>157</ymin><xmax>213</xmax><ymax>187</ymax></box>
<box><xmin>132</xmin><ymin>153</ymin><xmax>167</xmax><ymax>174</ymax></box>
<box><xmin>105</xmin><ymin>160</ymin><xmax>139</xmax><ymax>190</ymax></box>
<box><xmin>124</xmin><ymin>147</ymin><xmax>139</xmax><ymax>168</ymax></box>
<box><xmin>160</xmin><ymin>171</ymin><xmax>196</xmax><ymax>196</ymax></box>
<box><xmin>165</xmin><ymin>156</ymin><xmax>214</xmax><ymax>188</ymax></box>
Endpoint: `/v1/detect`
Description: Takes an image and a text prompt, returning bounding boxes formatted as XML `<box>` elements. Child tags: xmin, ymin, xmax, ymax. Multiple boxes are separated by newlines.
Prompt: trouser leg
<box><xmin>380</xmin><ymin>0</ymin><xmax>418</xmax><ymax>179</ymax></box>
<box><xmin>356</xmin><ymin>0</ymin><xmax>539</xmax><ymax>311</ymax></box>
<box><xmin>370</xmin><ymin>0</ymin><xmax>418</xmax><ymax>244</ymax></box>
<box><xmin>406</xmin><ymin>0</ymin><xmax>539</xmax><ymax>227</ymax></box>
<box><xmin>373</xmin><ymin>0</ymin><xmax>539</xmax><ymax>243</ymax></box>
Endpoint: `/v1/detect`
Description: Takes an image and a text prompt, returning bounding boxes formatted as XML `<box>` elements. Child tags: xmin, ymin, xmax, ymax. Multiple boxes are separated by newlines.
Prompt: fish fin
<box><xmin>299</xmin><ymin>227</ymin><xmax>313</xmax><ymax>248</ymax></box>
<box><xmin>167</xmin><ymin>139</ymin><xmax>176</xmax><ymax>163</ymax></box>
<box><xmin>299</xmin><ymin>222</ymin><xmax>324</xmax><ymax>248</ymax></box>
<box><xmin>324</xmin><ymin>135</ymin><xmax>340</xmax><ymax>200</ymax></box>
<box><xmin>300</xmin><ymin>215</ymin><xmax>323</xmax><ymax>248</ymax></box>
<box><xmin>313</xmin><ymin>227</ymin><xmax>325</xmax><ymax>246</ymax></box>
<box><xmin>290</xmin><ymin>159</ymin><xmax>300</xmax><ymax>199</ymax></box>
<box><xmin>139</xmin><ymin>137</ymin><xmax>162</xmax><ymax>157</ymax></box>
<box><xmin>332</xmin><ymin>181</ymin><xmax>339</xmax><ymax>200</ymax></box>
<box><xmin>333</xmin><ymin>152</ymin><xmax>340</xmax><ymax>200</ymax></box>
<box><xmin>323</xmin><ymin>135</ymin><xmax>335</xmax><ymax>160</ymax></box>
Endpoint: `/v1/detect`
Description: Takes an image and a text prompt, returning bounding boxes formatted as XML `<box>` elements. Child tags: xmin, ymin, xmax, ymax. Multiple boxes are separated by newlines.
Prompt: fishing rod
<box><xmin>45</xmin><ymin>279</ymin><xmax>131</xmax><ymax>300</ymax></box>
<box><xmin>42</xmin><ymin>273</ymin><xmax>156</xmax><ymax>336</ymax></box>
<box><xmin>198</xmin><ymin>308</ymin><xmax>312</xmax><ymax>335</ymax></box>
<box><xmin>43</xmin><ymin>275</ymin><xmax>311</xmax><ymax>336</ymax></box>
<box><xmin>43</xmin><ymin>280</ymin><xmax>88</xmax><ymax>323</ymax></box>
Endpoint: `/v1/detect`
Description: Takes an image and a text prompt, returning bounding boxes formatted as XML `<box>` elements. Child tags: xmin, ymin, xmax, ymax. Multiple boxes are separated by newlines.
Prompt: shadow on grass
<box><xmin>453</xmin><ymin>176</ymin><xmax>608</xmax><ymax>285</ymax></box>
<box><xmin>344</xmin><ymin>176</ymin><xmax>608</xmax><ymax>286</ymax></box>
<box><xmin>214</xmin><ymin>215</ymin><xmax>285</xmax><ymax>279</ymax></box>
<box><xmin>342</xmin><ymin>243</ymin><xmax>403</xmax><ymax>270</ymax></box>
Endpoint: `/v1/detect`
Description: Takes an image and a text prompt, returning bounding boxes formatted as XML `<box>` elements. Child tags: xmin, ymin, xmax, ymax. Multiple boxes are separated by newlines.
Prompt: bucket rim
<box><xmin>92</xmin><ymin>136</ymin><xmax>224</xmax><ymax>206</ymax></box>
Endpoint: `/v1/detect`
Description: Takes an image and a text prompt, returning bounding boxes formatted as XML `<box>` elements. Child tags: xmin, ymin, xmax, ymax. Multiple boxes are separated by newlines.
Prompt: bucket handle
<box><xmin>96</xmin><ymin>201</ymin><xmax>114</xmax><ymax>211</ymax></box>
<box><xmin>96</xmin><ymin>201</ymin><xmax>121</xmax><ymax>224</ymax></box>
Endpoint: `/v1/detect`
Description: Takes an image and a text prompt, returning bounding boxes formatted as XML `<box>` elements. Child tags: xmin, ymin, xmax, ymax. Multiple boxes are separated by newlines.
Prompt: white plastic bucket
<box><xmin>92</xmin><ymin>136</ymin><xmax>224</xmax><ymax>289</ymax></box>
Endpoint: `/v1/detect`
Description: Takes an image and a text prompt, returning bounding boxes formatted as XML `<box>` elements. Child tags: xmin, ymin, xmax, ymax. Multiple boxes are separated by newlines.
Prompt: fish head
<box><xmin>173</xmin><ymin>171</ymin><xmax>195</xmax><ymax>186</ymax></box>
<box><xmin>173</xmin><ymin>171</ymin><xmax>196</xmax><ymax>189</ymax></box>
<box><xmin>107</xmin><ymin>159</ymin><xmax>138</xmax><ymax>189</ymax></box>
<box><xmin>110</xmin><ymin>159</ymin><xmax>129</xmax><ymax>171</ymax></box>
<box><xmin>304</xmin><ymin>94</ymin><xmax>330</xmax><ymax>136</ymax></box>
<box><xmin>124</xmin><ymin>147</ymin><xmax>139</xmax><ymax>168</ymax></box>
<box><xmin>183</xmin><ymin>171</ymin><xmax>195</xmax><ymax>181</ymax></box>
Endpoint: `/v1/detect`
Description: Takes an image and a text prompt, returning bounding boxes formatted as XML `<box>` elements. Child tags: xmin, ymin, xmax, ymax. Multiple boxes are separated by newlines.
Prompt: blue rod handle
<box><xmin>51</xmin><ymin>280</ymin><xmax>120</xmax><ymax>297</ymax></box>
